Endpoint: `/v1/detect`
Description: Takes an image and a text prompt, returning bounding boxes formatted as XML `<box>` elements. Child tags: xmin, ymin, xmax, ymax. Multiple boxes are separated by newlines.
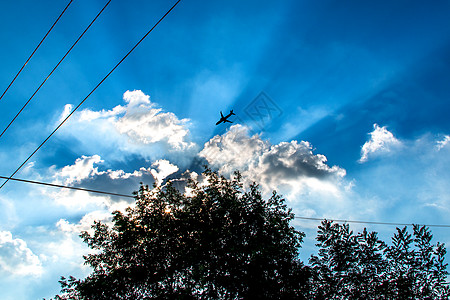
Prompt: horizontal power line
<box><xmin>0</xmin><ymin>0</ymin><xmax>74</xmax><ymax>102</ymax></box>
<box><xmin>0</xmin><ymin>175</ymin><xmax>134</xmax><ymax>198</ymax></box>
<box><xmin>294</xmin><ymin>216</ymin><xmax>450</xmax><ymax>228</ymax></box>
<box><xmin>0</xmin><ymin>0</ymin><xmax>182</xmax><ymax>190</ymax></box>
<box><xmin>2</xmin><ymin>174</ymin><xmax>448</xmax><ymax>229</ymax></box>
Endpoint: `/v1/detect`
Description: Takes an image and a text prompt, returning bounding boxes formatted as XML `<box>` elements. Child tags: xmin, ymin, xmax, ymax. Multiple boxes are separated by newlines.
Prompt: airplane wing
<box><xmin>225</xmin><ymin>119</ymin><xmax>232</xmax><ymax>123</ymax></box>
<box><xmin>220</xmin><ymin>111</ymin><xmax>224</xmax><ymax>118</ymax></box>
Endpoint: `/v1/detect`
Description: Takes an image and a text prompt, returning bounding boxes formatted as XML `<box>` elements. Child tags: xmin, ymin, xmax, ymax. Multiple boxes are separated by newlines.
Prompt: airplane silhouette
<box><xmin>216</xmin><ymin>110</ymin><xmax>235</xmax><ymax>125</ymax></box>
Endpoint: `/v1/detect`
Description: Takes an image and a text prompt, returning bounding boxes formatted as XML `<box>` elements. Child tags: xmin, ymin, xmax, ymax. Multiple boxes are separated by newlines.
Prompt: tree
<box><xmin>309</xmin><ymin>220</ymin><xmax>450</xmax><ymax>299</ymax></box>
<box><xmin>54</xmin><ymin>169</ymin><xmax>310</xmax><ymax>299</ymax></box>
<box><xmin>52</xmin><ymin>168</ymin><xmax>450</xmax><ymax>299</ymax></box>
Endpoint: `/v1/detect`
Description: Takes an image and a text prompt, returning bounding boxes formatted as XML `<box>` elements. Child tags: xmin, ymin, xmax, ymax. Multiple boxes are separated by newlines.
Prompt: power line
<box><xmin>0</xmin><ymin>0</ymin><xmax>74</xmax><ymax>102</ymax></box>
<box><xmin>2</xmin><ymin>175</ymin><xmax>448</xmax><ymax>229</ymax></box>
<box><xmin>294</xmin><ymin>216</ymin><xmax>450</xmax><ymax>228</ymax></box>
<box><xmin>0</xmin><ymin>175</ymin><xmax>134</xmax><ymax>198</ymax></box>
<box><xmin>0</xmin><ymin>0</ymin><xmax>182</xmax><ymax>190</ymax></box>
<box><xmin>0</xmin><ymin>0</ymin><xmax>112</xmax><ymax>140</ymax></box>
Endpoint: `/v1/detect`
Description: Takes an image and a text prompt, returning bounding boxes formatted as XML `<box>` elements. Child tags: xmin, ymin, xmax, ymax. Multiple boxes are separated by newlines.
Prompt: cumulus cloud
<box><xmin>254</xmin><ymin>140</ymin><xmax>346</xmax><ymax>179</ymax></box>
<box><xmin>150</xmin><ymin>159</ymin><xmax>179</xmax><ymax>186</ymax></box>
<box><xmin>107</xmin><ymin>168</ymin><xmax>145</xmax><ymax>180</ymax></box>
<box><xmin>48</xmin><ymin>155</ymin><xmax>151</xmax><ymax>210</ymax></box>
<box><xmin>47</xmin><ymin>188</ymin><xmax>111</xmax><ymax>210</ymax></box>
<box><xmin>78</xmin><ymin>104</ymin><xmax>126</xmax><ymax>122</ymax></box>
<box><xmin>53</xmin><ymin>155</ymin><xmax>150</xmax><ymax>185</ymax></box>
<box><xmin>59</xmin><ymin>90</ymin><xmax>194</xmax><ymax>152</ymax></box>
<box><xmin>248</xmin><ymin>140</ymin><xmax>346</xmax><ymax>196</ymax></box>
<box><xmin>359</xmin><ymin>124</ymin><xmax>401</xmax><ymax>163</ymax></box>
<box><xmin>0</xmin><ymin>231</ymin><xmax>43</xmax><ymax>277</ymax></box>
<box><xmin>114</xmin><ymin>91</ymin><xmax>193</xmax><ymax>149</ymax></box>
<box><xmin>55</xmin><ymin>155</ymin><xmax>105</xmax><ymax>185</ymax></box>
<box><xmin>199</xmin><ymin>124</ymin><xmax>346</xmax><ymax>197</ymax></box>
<box><xmin>199</xmin><ymin>125</ymin><xmax>268</xmax><ymax>174</ymax></box>
<box><xmin>57</xmin><ymin>210</ymin><xmax>113</xmax><ymax>235</ymax></box>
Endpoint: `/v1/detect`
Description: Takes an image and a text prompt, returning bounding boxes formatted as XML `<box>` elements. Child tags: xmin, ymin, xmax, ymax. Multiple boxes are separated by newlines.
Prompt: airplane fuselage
<box><xmin>216</xmin><ymin>110</ymin><xmax>235</xmax><ymax>125</ymax></box>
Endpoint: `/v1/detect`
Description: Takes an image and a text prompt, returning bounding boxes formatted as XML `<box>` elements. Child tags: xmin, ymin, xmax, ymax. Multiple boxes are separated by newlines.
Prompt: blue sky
<box><xmin>0</xmin><ymin>0</ymin><xmax>450</xmax><ymax>298</ymax></box>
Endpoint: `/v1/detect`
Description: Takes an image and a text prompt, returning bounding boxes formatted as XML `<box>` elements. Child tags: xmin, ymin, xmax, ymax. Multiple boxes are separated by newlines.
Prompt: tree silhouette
<box><xmin>309</xmin><ymin>220</ymin><xmax>450</xmax><ymax>299</ymax></box>
<box><xmin>54</xmin><ymin>169</ymin><xmax>309</xmax><ymax>299</ymax></box>
<box><xmin>52</xmin><ymin>169</ymin><xmax>449</xmax><ymax>299</ymax></box>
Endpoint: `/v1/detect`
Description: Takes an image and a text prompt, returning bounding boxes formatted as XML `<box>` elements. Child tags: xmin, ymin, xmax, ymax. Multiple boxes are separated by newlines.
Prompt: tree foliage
<box><xmin>55</xmin><ymin>169</ymin><xmax>309</xmax><ymax>299</ymax></box>
<box><xmin>309</xmin><ymin>220</ymin><xmax>450</xmax><ymax>299</ymax></box>
<box><xmin>53</xmin><ymin>169</ymin><xmax>449</xmax><ymax>299</ymax></box>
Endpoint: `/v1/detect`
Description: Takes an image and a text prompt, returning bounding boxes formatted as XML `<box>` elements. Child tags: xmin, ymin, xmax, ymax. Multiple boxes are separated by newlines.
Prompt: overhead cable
<box><xmin>0</xmin><ymin>0</ymin><xmax>112</xmax><ymax>140</ymax></box>
<box><xmin>2</xmin><ymin>175</ymin><xmax>449</xmax><ymax>228</ymax></box>
<box><xmin>0</xmin><ymin>0</ymin><xmax>182</xmax><ymax>190</ymax></box>
<box><xmin>0</xmin><ymin>175</ymin><xmax>134</xmax><ymax>198</ymax></box>
<box><xmin>0</xmin><ymin>0</ymin><xmax>74</xmax><ymax>102</ymax></box>
<box><xmin>294</xmin><ymin>216</ymin><xmax>450</xmax><ymax>228</ymax></box>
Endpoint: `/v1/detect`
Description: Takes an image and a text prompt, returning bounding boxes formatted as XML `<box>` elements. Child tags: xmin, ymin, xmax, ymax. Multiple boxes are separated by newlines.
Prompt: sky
<box><xmin>0</xmin><ymin>0</ymin><xmax>450</xmax><ymax>298</ymax></box>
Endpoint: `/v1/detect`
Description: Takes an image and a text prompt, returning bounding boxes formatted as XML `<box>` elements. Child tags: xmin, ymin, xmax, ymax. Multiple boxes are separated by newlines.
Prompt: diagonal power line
<box><xmin>0</xmin><ymin>0</ymin><xmax>112</xmax><ymax>140</ymax></box>
<box><xmin>0</xmin><ymin>175</ymin><xmax>134</xmax><ymax>198</ymax></box>
<box><xmin>0</xmin><ymin>0</ymin><xmax>182</xmax><ymax>190</ymax></box>
<box><xmin>0</xmin><ymin>0</ymin><xmax>74</xmax><ymax>102</ymax></box>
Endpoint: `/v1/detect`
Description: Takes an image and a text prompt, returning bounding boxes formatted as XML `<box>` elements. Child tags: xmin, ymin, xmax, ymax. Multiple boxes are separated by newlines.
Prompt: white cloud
<box><xmin>47</xmin><ymin>188</ymin><xmax>110</xmax><ymax>210</ymax></box>
<box><xmin>248</xmin><ymin>140</ymin><xmax>346</xmax><ymax>195</ymax></box>
<box><xmin>78</xmin><ymin>104</ymin><xmax>126</xmax><ymax>122</ymax></box>
<box><xmin>58</xmin><ymin>104</ymin><xmax>73</xmax><ymax>123</ymax></box>
<box><xmin>199</xmin><ymin>125</ymin><xmax>268</xmax><ymax>174</ymax></box>
<box><xmin>55</xmin><ymin>155</ymin><xmax>105</xmax><ymax>185</ymax></box>
<box><xmin>106</xmin><ymin>168</ymin><xmax>145</xmax><ymax>180</ymax></box>
<box><xmin>0</xmin><ymin>231</ymin><xmax>43</xmax><ymax>277</ymax></box>
<box><xmin>57</xmin><ymin>210</ymin><xmax>113</xmax><ymax>235</ymax></box>
<box><xmin>58</xmin><ymin>90</ymin><xmax>194</xmax><ymax>153</ymax></box>
<box><xmin>114</xmin><ymin>91</ymin><xmax>193</xmax><ymax>150</ymax></box>
<box><xmin>436</xmin><ymin>135</ymin><xmax>450</xmax><ymax>150</ymax></box>
<box><xmin>123</xmin><ymin>89</ymin><xmax>151</xmax><ymax>107</ymax></box>
<box><xmin>49</xmin><ymin>155</ymin><xmax>147</xmax><ymax>209</ymax></box>
<box><xmin>359</xmin><ymin>123</ymin><xmax>401</xmax><ymax>163</ymax></box>
<box><xmin>150</xmin><ymin>159</ymin><xmax>179</xmax><ymax>186</ymax></box>
<box><xmin>199</xmin><ymin>125</ymin><xmax>346</xmax><ymax>198</ymax></box>
<box><xmin>53</xmin><ymin>154</ymin><xmax>149</xmax><ymax>185</ymax></box>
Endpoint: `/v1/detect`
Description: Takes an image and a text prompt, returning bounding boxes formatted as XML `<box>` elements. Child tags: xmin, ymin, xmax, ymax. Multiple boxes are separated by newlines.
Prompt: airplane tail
<box><xmin>230</xmin><ymin>109</ymin><xmax>235</xmax><ymax>115</ymax></box>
